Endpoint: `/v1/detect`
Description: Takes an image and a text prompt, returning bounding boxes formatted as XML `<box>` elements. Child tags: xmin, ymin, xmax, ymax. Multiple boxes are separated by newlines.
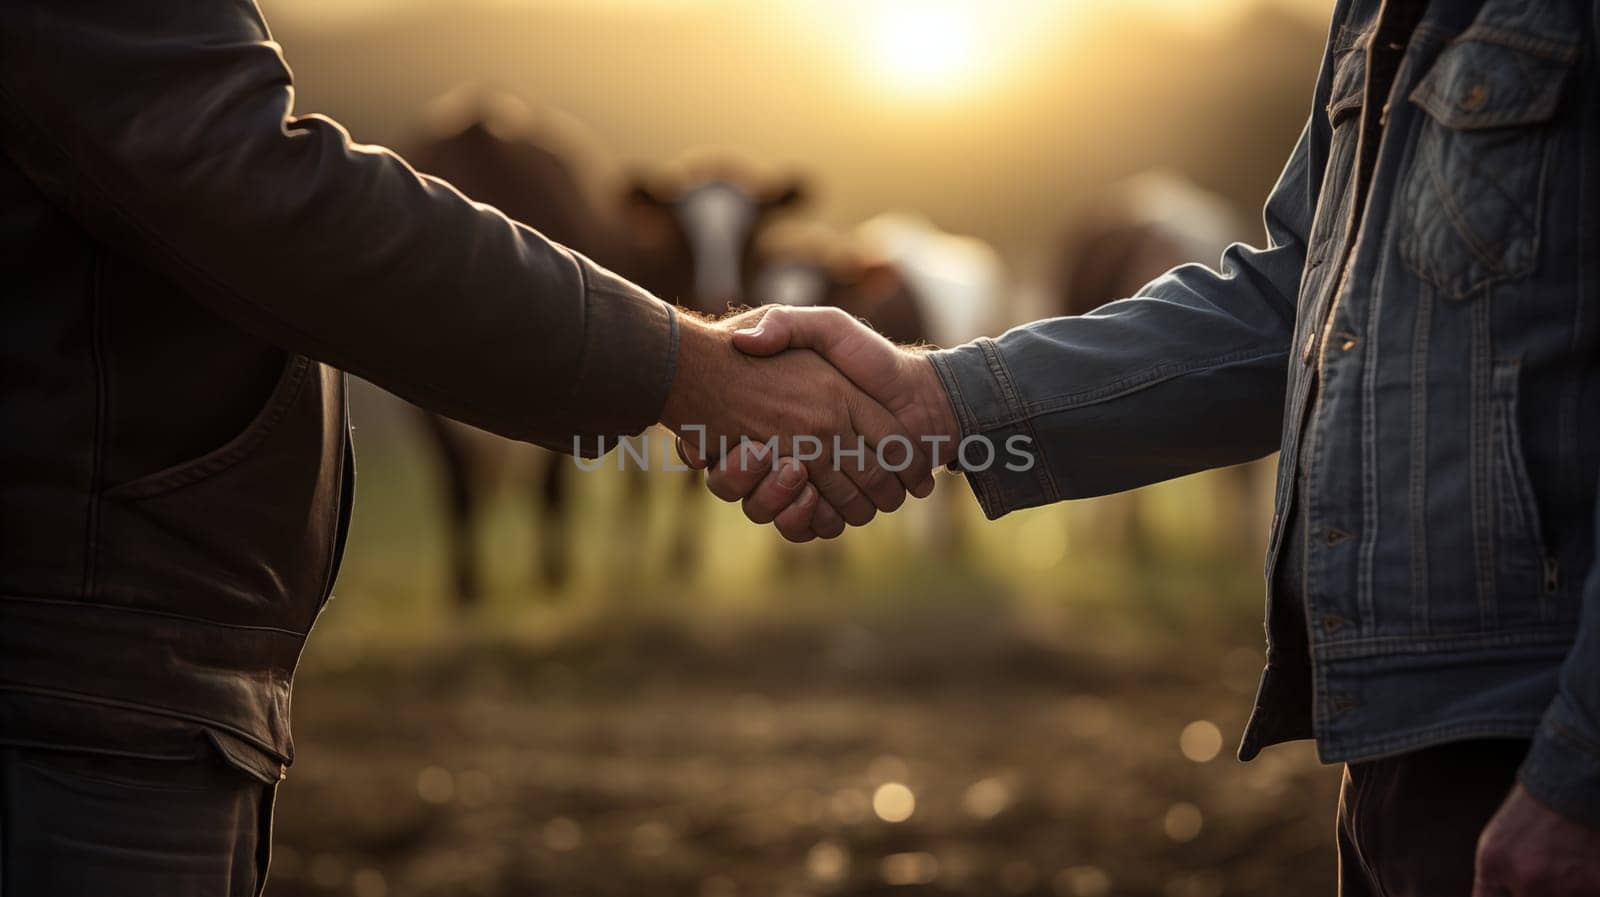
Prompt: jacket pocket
<box><xmin>104</xmin><ymin>353</ymin><xmax>311</xmax><ymax>499</ymax></box>
<box><xmin>95</xmin><ymin>357</ymin><xmax>347</xmax><ymax>634</ymax></box>
<box><xmin>1396</xmin><ymin>28</ymin><xmax>1576</xmax><ymax>299</ymax></box>
<box><xmin>1488</xmin><ymin>361</ymin><xmax>1559</xmax><ymax>617</ymax></box>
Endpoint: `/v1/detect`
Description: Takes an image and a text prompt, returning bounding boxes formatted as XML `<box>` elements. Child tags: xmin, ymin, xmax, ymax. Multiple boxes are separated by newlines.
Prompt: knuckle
<box><xmin>741</xmin><ymin>497</ymin><xmax>776</xmax><ymax>525</ymax></box>
<box><xmin>878</xmin><ymin>485</ymin><xmax>906</xmax><ymax>512</ymax></box>
<box><xmin>706</xmin><ymin>475</ymin><xmax>744</xmax><ymax>503</ymax></box>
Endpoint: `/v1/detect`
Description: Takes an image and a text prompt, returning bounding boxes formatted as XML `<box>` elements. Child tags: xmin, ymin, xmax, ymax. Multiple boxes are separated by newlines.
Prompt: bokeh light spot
<box><xmin>806</xmin><ymin>839</ymin><xmax>851</xmax><ymax>882</ymax></box>
<box><xmin>962</xmin><ymin>776</ymin><xmax>1014</xmax><ymax>819</ymax></box>
<box><xmin>880</xmin><ymin>851</ymin><xmax>940</xmax><ymax>886</ymax></box>
<box><xmin>1053</xmin><ymin>865</ymin><xmax>1113</xmax><ymax>897</ymax></box>
<box><xmin>873</xmin><ymin>782</ymin><xmax>917</xmax><ymax>822</ymax></box>
<box><xmin>1179</xmin><ymin>720</ymin><xmax>1224</xmax><ymax>763</ymax></box>
<box><xmin>1163</xmin><ymin>802</ymin><xmax>1204</xmax><ymax>843</ymax></box>
<box><xmin>415</xmin><ymin>766</ymin><xmax>454</xmax><ymax>804</ymax></box>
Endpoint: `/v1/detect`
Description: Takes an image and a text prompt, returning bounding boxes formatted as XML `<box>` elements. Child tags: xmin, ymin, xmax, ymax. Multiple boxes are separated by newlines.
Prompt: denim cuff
<box><xmin>927</xmin><ymin>339</ymin><xmax>1059</xmax><ymax>520</ymax></box>
<box><xmin>1518</xmin><ymin>694</ymin><xmax>1600</xmax><ymax>830</ymax></box>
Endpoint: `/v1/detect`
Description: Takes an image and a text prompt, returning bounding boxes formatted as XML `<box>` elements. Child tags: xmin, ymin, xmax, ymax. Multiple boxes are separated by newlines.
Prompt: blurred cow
<box><xmin>403</xmin><ymin>89</ymin><xmax>632</xmax><ymax>604</ymax></box>
<box><xmin>752</xmin><ymin>213</ymin><xmax>1007</xmax><ymax>360</ymax></box>
<box><xmin>622</xmin><ymin>155</ymin><xmax>807</xmax><ymax>314</ymax></box>
<box><xmin>1054</xmin><ymin>171</ymin><xmax>1271</xmax><ymax>553</ymax></box>
<box><xmin>407</xmin><ymin>91</ymin><xmax>817</xmax><ymax>602</ymax></box>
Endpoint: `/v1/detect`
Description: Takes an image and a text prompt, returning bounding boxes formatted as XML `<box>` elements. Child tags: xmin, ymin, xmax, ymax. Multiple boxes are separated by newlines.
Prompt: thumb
<box><xmin>730</xmin><ymin>306</ymin><xmax>790</xmax><ymax>357</ymax></box>
<box><xmin>752</xmin><ymin>306</ymin><xmax>902</xmax><ymax>400</ymax></box>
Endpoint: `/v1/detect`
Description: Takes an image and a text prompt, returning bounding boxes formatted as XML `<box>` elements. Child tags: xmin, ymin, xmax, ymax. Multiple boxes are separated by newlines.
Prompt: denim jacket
<box><xmin>931</xmin><ymin>0</ymin><xmax>1600</xmax><ymax>826</ymax></box>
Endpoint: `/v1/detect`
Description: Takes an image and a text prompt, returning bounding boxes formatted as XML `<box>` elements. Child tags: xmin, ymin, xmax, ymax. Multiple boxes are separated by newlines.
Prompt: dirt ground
<box><xmin>266</xmin><ymin>601</ymin><xmax>1343</xmax><ymax>897</ymax></box>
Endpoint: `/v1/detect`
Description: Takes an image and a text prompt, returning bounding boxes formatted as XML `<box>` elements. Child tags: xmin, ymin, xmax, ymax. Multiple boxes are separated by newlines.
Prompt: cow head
<box><xmin>623</xmin><ymin>163</ymin><xmax>806</xmax><ymax>315</ymax></box>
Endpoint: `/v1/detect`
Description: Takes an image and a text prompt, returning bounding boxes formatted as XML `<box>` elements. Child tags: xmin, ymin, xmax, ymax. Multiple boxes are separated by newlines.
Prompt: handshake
<box><xmin>658</xmin><ymin>306</ymin><xmax>966</xmax><ymax>542</ymax></box>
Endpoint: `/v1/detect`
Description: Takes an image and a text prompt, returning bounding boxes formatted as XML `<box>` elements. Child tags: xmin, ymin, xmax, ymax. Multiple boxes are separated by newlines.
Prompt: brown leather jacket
<box><xmin>0</xmin><ymin>0</ymin><xmax>678</xmax><ymax>778</ymax></box>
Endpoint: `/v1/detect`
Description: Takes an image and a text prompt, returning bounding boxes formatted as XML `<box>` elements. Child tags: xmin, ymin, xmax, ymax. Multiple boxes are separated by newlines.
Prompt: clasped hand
<box><xmin>659</xmin><ymin>306</ymin><xmax>959</xmax><ymax>542</ymax></box>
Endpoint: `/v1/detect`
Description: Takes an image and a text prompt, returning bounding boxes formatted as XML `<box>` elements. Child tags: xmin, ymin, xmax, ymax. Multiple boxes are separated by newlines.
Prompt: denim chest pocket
<box><xmin>1396</xmin><ymin>29</ymin><xmax>1576</xmax><ymax>299</ymax></box>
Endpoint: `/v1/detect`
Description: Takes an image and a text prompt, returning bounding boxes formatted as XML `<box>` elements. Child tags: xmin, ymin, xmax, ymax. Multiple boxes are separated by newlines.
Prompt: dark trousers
<box><xmin>0</xmin><ymin>746</ymin><xmax>274</xmax><ymax>897</ymax></box>
<box><xmin>1338</xmin><ymin>738</ymin><xmax>1528</xmax><ymax>897</ymax></box>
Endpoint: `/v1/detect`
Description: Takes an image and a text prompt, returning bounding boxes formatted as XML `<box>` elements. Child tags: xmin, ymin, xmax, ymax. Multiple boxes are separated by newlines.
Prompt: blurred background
<box><xmin>264</xmin><ymin>1</ymin><xmax>1343</xmax><ymax>895</ymax></box>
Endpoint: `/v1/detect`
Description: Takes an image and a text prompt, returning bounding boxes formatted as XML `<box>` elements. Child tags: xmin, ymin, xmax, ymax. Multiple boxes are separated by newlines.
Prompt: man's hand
<box><xmin>660</xmin><ymin>312</ymin><xmax>933</xmax><ymax>529</ymax></box>
<box><xmin>1474</xmin><ymin>784</ymin><xmax>1600</xmax><ymax>896</ymax></box>
<box><xmin>700</xmin><ymin>305</ymin><xmax>961</xmax><ymax>540</ymax></box>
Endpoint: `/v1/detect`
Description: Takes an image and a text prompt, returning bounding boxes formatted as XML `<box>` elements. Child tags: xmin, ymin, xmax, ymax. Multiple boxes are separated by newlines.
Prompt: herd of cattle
<box><xmin>399</xmin><ymin>89</ymin><xmax>1265</xmax><ymax>603</ymax></box>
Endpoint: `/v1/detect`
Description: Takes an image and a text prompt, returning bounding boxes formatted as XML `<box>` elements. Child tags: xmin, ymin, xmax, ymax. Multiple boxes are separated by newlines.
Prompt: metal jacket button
<box><xmin>1458</xmin><ymin>83</ymin><xmax>1489</xmax><ymax>112</ymax></box>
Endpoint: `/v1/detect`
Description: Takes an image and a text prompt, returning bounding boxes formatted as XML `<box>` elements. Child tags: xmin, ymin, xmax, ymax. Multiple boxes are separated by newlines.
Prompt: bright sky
<box><xmin>262</xmin><ymin>0</ymin><xmax>1332</xmax><ymax>273</ymax></box>
<box><xmin>268</xmin><ymin>0</ymin><xmax>1331</xmax><ymax>103</ymax></box>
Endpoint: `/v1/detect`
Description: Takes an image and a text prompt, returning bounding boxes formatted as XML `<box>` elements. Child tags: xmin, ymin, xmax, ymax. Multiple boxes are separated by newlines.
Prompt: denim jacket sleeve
<box><xmin>0</xmin><ymin>0</ymin><xmax>677</xmax><ymax>453</ymax></box>
<box><xmin>1518</xmin><ymin>489</ymin><xmax>1600</xmax><ymax>828</ymax></box>
<box><xmin>926</xmin><ymin>122</ymin><xmax>1315</xmax><ymax>520</ymax></box>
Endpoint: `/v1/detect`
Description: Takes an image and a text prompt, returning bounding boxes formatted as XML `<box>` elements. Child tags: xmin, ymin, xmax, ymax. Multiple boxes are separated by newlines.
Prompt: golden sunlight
<box><xmin>869</xmin><ymin>1</ymin><xmax>981</xmax><ymax>95</ymax></box>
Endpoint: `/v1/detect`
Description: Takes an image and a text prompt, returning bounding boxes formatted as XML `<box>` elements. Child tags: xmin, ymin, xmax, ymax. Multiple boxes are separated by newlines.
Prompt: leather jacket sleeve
<box><xmin>0</xmin><ymin>0</ymin><xmax>677</xmax><ymax>452</ymax></box>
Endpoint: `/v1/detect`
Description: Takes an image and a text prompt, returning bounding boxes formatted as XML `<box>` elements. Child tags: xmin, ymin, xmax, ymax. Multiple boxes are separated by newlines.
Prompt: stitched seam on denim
<box><xmin>1450</xmin><ymin>125</ymin><xmax>1543</xmax><ymax>247</ymax></box>
<box><xmin>927</xmin><ymin>353</ymin><xmax>978</xmax><ymax>441</ymax></box>
<box><xmin>974</xmin><ymin>341</ymin><xmax>1038</xmax><ymax>515</ymax></box>
<box><xmin>1493</xmin><ymin>363</ymin><xmax>1550</xmax><ymax>618</ymax></box>
<box><xmin>1303</xmin><ymin>396</ymin><xmax>1330</xmax><ymax>734</ymax></box>
<box><xmin>1307</xmin><ymin>138</ymin><xmax>1360</xmax><ymax>268</ymax></box>
<box><xmin>1311</xmin><ymin>626</ymin><xmax>1574</xmax><ymax>658</ymax></box>
<box><xmin>988</xmin><ymin>344</ymin><xmax>1059</xmax><ymax>503</ymax></box>
<box><xmin>1356</xmin><ymin>224</ymin><xmax>1391</xmax><ymax>631</ymax></box>
<box><xmin>978</xmin><ymin>340</ymin><xmax>1030</xmax><ymax>427</ymax></box>
<box><xmin>1324</xmin><ymin>47</ymin><xmax>1367</xmax><ymax>124</ymax></box>
<box><xmin>1472</xmin><ymin>295</ymin><xmax>1498</xmax><ymax>629</ymax></box>
<box><xmin>1332</xmin><ymin>24</ymin><xmax>1365</xmax><ymax>56</ymax></box>
<box><xmin>928</xmin><ymin>352</ymin><xmax>1002</xmax><ymax>518</ymax></box>
<box><xmin>1545</xmin><ymin>716</ymin><xmax>1600</xmax><ymax>761</ymax></box>
<box><xmin>1424</xmin><ymin>142</ymin><xmax>1508</xmax><ymax>274</ymax></box>
<box><xmin>0</xmin><ymin>593</ymin><xmax>309</xmax><ymax>638</ymax></box>
<box><xmin>976</xmin><ymin>348</ymin><xmax>1289</xmax><ymax>428</ymax></box>
<box><xmin>1452</xmin><ymin>25</ymin><xmax>1580</xmax><ymax>64</ymax></box>
<box><xmin>1319</xmin><ymin>718</ymin><xmax>1542</xmax><ymax>763</ymax></box>
<box><xmin>1409</xmin><ymin>284</ymin><xmax>1432</xmax><ymax>635</ymax></box>
<box><xmin>0</xmin><ymin>684</ymin><xmax>288</xmax><ymax>764</ymax></box>
<box><xmin>1413</xmin><ymin>84</ymin><xmax>1566</xmax><ymax>131</ymax></box>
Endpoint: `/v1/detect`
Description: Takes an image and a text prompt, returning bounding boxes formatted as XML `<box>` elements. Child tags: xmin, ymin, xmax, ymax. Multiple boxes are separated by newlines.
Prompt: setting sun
<box><xmin>871</xmin><ymin>2</ymin><xmax>981</xmax><ymax>94</ymax></box>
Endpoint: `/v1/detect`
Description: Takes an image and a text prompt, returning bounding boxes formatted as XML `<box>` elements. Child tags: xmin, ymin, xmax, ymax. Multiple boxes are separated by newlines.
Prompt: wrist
<box><xmin>661</xmin><ymin>314</ymin><xmax>728</xmax><ymax>435</ymax></box>
<box><xmin>901</xmin><ymin>352</ymin><xmax>961</xmax><ymax>445</ymax></box>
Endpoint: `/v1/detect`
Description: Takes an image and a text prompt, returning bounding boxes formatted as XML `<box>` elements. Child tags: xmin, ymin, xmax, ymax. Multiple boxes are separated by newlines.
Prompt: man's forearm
<box><xmin>0</xmin><ymin>0</ymin><xmax>676</xmax><ymax>450</ymax></box>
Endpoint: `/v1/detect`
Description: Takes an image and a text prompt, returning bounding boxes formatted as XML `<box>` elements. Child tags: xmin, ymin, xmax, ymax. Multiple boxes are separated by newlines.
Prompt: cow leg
<box><xmin>536</xmin><ymin>450</ymin><xmax>574</xmax><ymax>592</ymax></box>
<box><xmin>668</xmin><ymin>469</ymin><xmax>703</xmax><ymax>578</ymax></box>
<box><xmin>609</xmin><ymin>436</ymin><xmax>654</xmax><ymax>584</ymax></box>
<box><xmin>417</xmin><ymin>411</ymin><xmax>482</xmax><ymax>608</ymax></box>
